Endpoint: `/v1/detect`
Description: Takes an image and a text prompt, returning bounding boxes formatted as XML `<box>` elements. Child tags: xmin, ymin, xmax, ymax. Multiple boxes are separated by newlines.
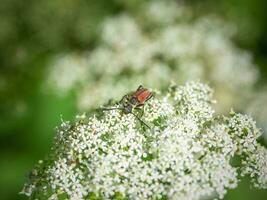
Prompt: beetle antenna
<box><xmin>131</xmin><ymin>112</ymin><xmax>151</xmax><ymax>129</ymax></box>
<box><xmin>99</xmin><ymin>107</ymin><xmax>123</xmax><ymax>112</ymax></box>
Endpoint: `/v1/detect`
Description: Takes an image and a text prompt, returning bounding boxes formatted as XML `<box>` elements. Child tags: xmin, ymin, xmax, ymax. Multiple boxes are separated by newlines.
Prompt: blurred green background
<box><xmin>0</xmin><ymin>0</ymin><xmax>266</xmax><ymax>199</ymax></box>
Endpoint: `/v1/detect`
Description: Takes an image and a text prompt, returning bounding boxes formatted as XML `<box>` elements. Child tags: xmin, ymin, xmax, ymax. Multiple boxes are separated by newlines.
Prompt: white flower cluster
<box><xmin>246</xmin><ymin>88</ymin><xmax>267</xmax><ymax>142</ymax></box>
<box><xmin>45</xmin><ymin>53</ymin><xmax>88</xmax><ymax>95</ymax></box>
<box><xmin>44</xmin><ymin>0</ymin><xmax>258</xmax><ymax>114</ymax></box>
<box><xmin>21</xmin><ymin>82</ymin><xmax>267</xmax><ymax>200</ymax></box>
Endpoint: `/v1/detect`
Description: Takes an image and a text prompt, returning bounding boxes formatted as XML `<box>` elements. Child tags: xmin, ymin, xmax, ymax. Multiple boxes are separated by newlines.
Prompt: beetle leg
<box><xmin>119</xmin><ymin>94</ymin><xmax>129</xmax><ymax>104</ymax></box>
<box><xmin>130</xmin><ymin>112</ymin><xmax>151</xmax><ymax>129</ymax></box>
<box><xmin>136</xmin><ymin>103</ymin><xmax>144</xmax><ymax>108</ymax></box>
<box><xmin>137</xmin><ymin>85</ymin><xmax>144</xmax><ymax>90</ymax></box>
<box><xmin>135</xmin><ymin>106</ymin><xmax>144</xmax><ymax>118</ymax></box>
<box><xmin>146</xmin><ymin>93</ymin><xmax>153</xmax><ymax>101</ymax></box>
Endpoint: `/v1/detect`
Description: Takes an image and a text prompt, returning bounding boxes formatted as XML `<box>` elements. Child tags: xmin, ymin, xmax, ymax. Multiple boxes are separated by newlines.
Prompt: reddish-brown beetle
<box><xmin>101</xmin><ymin>85</ymin><xmax>153</xmax><ymax>128</ymax></box>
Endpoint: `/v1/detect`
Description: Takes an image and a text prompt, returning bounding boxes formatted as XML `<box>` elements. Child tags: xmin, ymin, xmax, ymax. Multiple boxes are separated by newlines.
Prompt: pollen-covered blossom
<box><xmin>44</xmin><ymin>0</ymin><xmax>258</xmax><ymax>114</ymax></box>
<box><xmin>21</xmin><ymin>82</ymin><xmax>267</xmax><ymax>200</ymax></box>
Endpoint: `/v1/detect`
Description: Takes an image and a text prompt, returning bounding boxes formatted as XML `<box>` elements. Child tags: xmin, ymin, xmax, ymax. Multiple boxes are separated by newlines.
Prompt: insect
<box><xmin>101</xmin><ymin>85</ymin><xmax>153</xmax><ymax>129</ymax></box>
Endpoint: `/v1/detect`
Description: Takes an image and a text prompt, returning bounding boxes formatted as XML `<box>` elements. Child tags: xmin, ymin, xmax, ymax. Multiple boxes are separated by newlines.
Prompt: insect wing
<box><xmin>134</xmin><ymin>89</ymin><xmax>152</xmax><ymax>104</ymax></box>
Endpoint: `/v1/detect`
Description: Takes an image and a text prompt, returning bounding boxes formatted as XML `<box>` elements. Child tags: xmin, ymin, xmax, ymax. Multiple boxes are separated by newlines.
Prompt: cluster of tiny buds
<box><xmin>21</xmin><ymin>82</ymin><xmax>267</xmax><ymax>200</ymax></box>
